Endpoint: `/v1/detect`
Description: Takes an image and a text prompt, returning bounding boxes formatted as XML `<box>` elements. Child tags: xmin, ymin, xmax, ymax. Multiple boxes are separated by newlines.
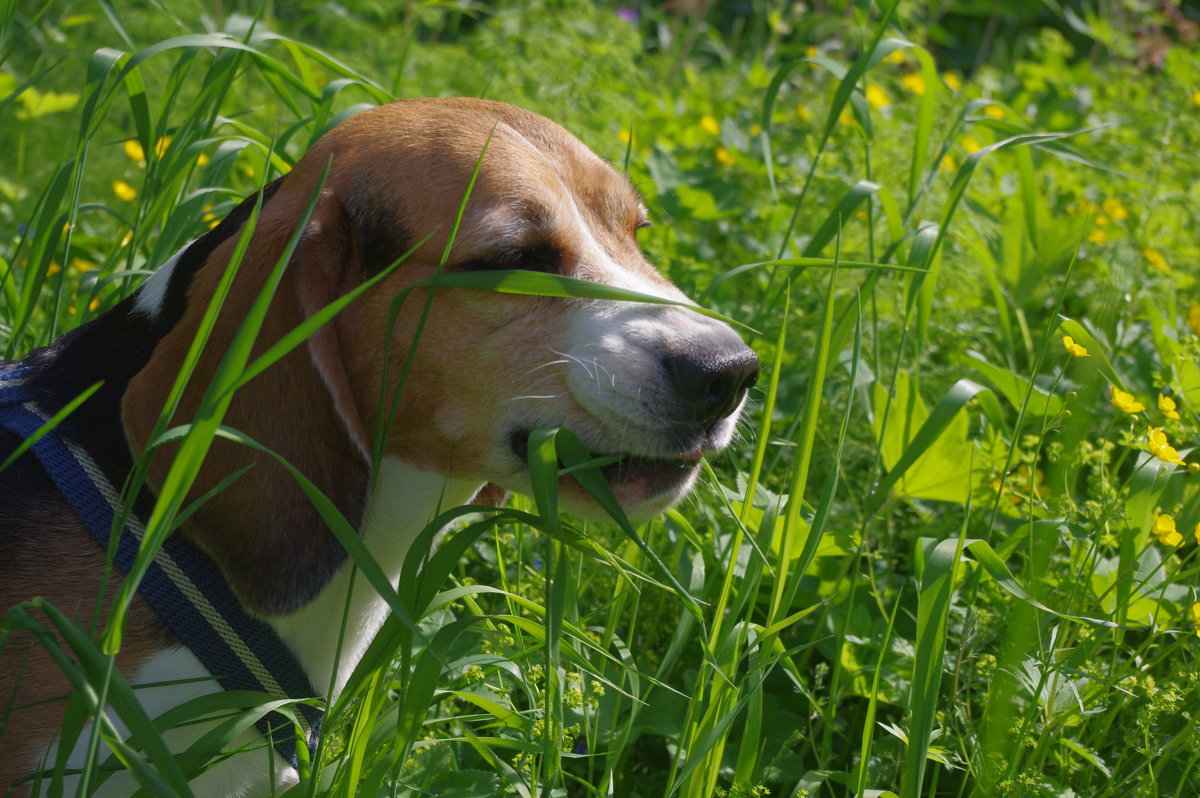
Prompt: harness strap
<box><xmin>0</xmin><ymin>365</ymin><xmax>321</xmax><ymax>767</ymax></box>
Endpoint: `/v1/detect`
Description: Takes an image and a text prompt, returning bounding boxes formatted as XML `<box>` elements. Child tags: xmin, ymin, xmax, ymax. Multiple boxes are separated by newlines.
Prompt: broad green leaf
<box><xmin>966</xmin><ymin>351</ymin><xmax>1065</xmax><ymax>419</ymax></box>
<box><xmin>872</xmin><ymin>373</ymin><xmax>985</xmax><ymax>506</ymax></box>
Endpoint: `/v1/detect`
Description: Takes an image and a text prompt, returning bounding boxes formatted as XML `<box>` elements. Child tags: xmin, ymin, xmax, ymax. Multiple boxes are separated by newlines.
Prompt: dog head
<box><xmin>123</xmin><ymin>98</ymin><xmax>757</xmax><ymax>610</ymax></box>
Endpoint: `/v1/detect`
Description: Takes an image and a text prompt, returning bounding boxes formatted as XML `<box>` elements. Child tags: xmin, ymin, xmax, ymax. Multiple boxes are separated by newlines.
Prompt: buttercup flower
<box><xmin>865</xmin><ymin>84</ymin><xmax>890</xmax><ymax>108</ymax></box>
<box><xmin>1159</xmin><ymin>394</ymin><xmax>1181</xmax><ymax>420</ymax></box>
<box><xmin>714</xmin><ymin>147</ymin><xmax>734</xmax><ymax>166</ymax></box>
<box><xmin>1187</xmin><ymin>303</ymin><xmax>1200</xmax><ymax>336</ymax></box>
<box><xmin>1143</xmin><ymin>247</ymin><xmax>1169</xmax><ymax>271</ymax></box>
<box><xmin>112</xmin><ymin>180</ymin><xmax>137</xmax><ymax>201</ymax></box>
<box><xmin>1087</xmin><ymin>228</ymin><xmax>1107</xmax><ymax>244</ymax></box>
<box><xmin>1101</xmin><ymin>197</ymin><xmax>1128</xmax><ymax>220</ymax></box>
<box><xmin>1192</xmin><ymin>90</ymin><xmax>1200</xmax><ymax>108</ymax></box>
<box><xmin>962</xmin><ymin>134</ymin><xmax>982</xmax><ymax>153</ymax></box>
<box><xmin>900</xmin><ymin>72</ymin><xmax>925</xmax><ymax>95</ymax></box>
<box><xmin>1194</xmin><ymin>521</ymin><xmax>1200</xmax><ymax>546</ymax></box>
<box><xmin>943</xmin><ymin>72</ymin><xmax>962</xmax><ymax>91</ymax></box>
<box><xmin>1191</xmin><ymin>602</ymin><xmax>1200</xmax><ymax>637</ymax></box>
<box><xmin>1153</xmin><ymin>509</ymin><xmax>1183</xmax><ymax>547</ymax></box>
<box><xmin>1148</xmin><ymin>426</ymin><xmax>1186</xmax><ymax>466</ymax></box>
<box><xmin>1110</xmin><ymin>386</ymin><xmax>1145</xmax><ymax>414</ymax></box>
<box><xmin>700</xmin><ymin>115</ymin><xmax>720</xmax><ymax>135</ymax></box>
<box><xmin>124</xmin><ymin>138</ymin><xmax>146</xmax><ymax>165</ymax></box>
<box><xmin>1063</xmin><ymin>335</ymin><xmax>1089</xmax><ymax>358</ymax></box>
<box><xmin>984</xmin><ymin>104</ymin><xmax>1005</xmax><ymax>119</ymax></box>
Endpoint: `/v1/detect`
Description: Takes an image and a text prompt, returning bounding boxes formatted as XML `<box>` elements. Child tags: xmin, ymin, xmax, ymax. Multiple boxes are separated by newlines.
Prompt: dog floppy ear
<box><xmin>123</xmin><ymin>181</ymin><xmax>378</xmax><ymax>616</ymax></box>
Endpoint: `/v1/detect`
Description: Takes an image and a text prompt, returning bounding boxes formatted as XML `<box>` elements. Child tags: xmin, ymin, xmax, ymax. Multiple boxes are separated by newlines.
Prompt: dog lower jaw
<box><xmin>502</xmin><ymin>426</ymin><xmax>715</xmax><ymax>519</ymax></box>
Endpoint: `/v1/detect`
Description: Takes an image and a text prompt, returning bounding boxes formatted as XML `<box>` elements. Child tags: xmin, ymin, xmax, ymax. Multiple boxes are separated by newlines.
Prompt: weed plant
<box><xmin>2</xmin><ymin>1</ymin><xmax>1200</xmax><ymax>796</ymax></box>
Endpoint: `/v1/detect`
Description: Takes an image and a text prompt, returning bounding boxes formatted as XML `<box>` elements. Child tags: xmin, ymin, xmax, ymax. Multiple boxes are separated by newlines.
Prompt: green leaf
<box><xmin>871</xmin><ymin>373</ymin><xmax>988</xmax><ymax>507</ymax></box>
<box><xmin>966</xmin><ymin>351</ymin><xmax>1065</xmax><ymax>419</ymax></box>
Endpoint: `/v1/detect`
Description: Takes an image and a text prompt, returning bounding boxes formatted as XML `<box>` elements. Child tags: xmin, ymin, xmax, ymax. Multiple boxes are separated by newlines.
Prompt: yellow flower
<box><xmin>796</xmin><ymin>104</ymin><xmax>814</xmax><ymax>122</ymax></box>
<box><xmin>1062</xmin><ymin>335</ymin><xmax>1089</xmax><ymax>358</ymax></box>
<box><xmin>154</xmin><ymin>136</ymin><xmax>171</xmax><ymax>158</ymax></box>
<box><xmin>124</xmin><ymin>138</ymin><xmax>146</xmax><ymax>165</ymax></box>
<box><xmin>1192</xmin><ymin>90</ymin><xmax>1200</xmax><ymax>107</ymax></box>
<box><xmin>1191</xmin><ymin>602</ymin><xmax>1200</xmax><ymax>638</ymax></box>
<box><xmin>1087</xmin><ymin>228</ymin><xmax>1108</xmax><ymax>244</ymax></box>
<box><xmin>865</xmin><ymin>84</ymin><xmax>890</xmax><ymax>108</ymax></box>
<box><xmin>1154</xmin><ymin>516</ymin><xmax>1184</xmax><ymax>547</ymax></box>
<box><xmin>46</xmin><ymin>262</ymin><xmax>61</xmax><ymax>276</ymax></box>
<box><xmin>1148</xmin><ymin>426</ymin><xmax>1186</xmax><ymax>465</ymax></box>
<box><xmin>1194</xmin><ymin>522</ymin><xmax>1200</xmax><ymax>546</ymax></box>
<box><xmin>119</xmin><ymin>231</ymin><xmax>133</xmax><ymax>248</ymax></box>
<box><xmin>715</xmin><ymin>146</ymin><xmax>734</xmax><ymax>166</ymax></box>
<box><xmin>112</xmin><ymin>180</ymin><xmax>137</xmax><ymax>201</ymax></box>
<box><xmin>884</xmin><ymin>49</ymin><xmax>907</xmax><ymax>65</ymax></box>
<box><xmin>1101</xmin><ymin>197</ymin><xmax>1128</xmax><ymax>220</ymax></box>
<box><xmin>1095</xmin><ymin>215</ymin><xmax>1110</xmax><ymax>227</ymax></box>
<box><xmin>70</xmin><ymin>257</ymin><xmax>94</xmax><ymax>273</ymax></box>
<box><xmin>1143</xmin><ymin>247</ymin><xmax>1169</xmax><ymax>271</ymax></box>
<box><xmin>1110</xmin><ymin>386</ymin><xmax>1145</xmax><ymax>414</ymax></box>
<box><xmin>944</xmin><ymin>71</ymin><xmax>962</xmax><ymax>91</ymax></box>
<box><xmin>900</xmin><ymin>71</ymin><xmax>926</xmax><ymax>96</ymax></box>
<box><xmin>962</xmin><ymin>134</ymin><xmax>982</xmax><ymax>153</ymax></box>
<box><xmin>750</xmin><ymin>123</ymin><xmax>762</xmax><ymax>137</ymax></box>
<box><xmin>941</xmin><ymin>153</ymin><xmax>959</xmax><ymax>172</ymax></box>
<box><xmin>88</xmin><ymin>297</ymin><xmax>100</xmax><ymax>312</ymax></box>
<box><xmin>197</xmin><ymin>152</ymin><xmax>210</xmax><ymax>167</ymax></box>
<box><xmin>700</xmin><ymin>114</ymin><xmax>720</xmax><ymax>135</ymax></box>
<box><xmin>984</xmin><ymin>104</ymin><xmax>1006</xmax><ymax>119</ymax></box>
<box><xmin>805</xmin><ymin>45</ymin><xmax>817</xmax><ymax>58</ymax></box>
<box><xmin>1189</xmin><ymin>303</ymin><xmax>1200</xmax><ymax>336</ymax></box>
<box><xmin>1159</xmin><ymin>394</ymin><xmax>1181</xmax><ymax>420</ymax></box>
<box><xmin>1153</xmin><ymin>509</ymin><xmax>1183</xmax><ymax>547</ymax></box>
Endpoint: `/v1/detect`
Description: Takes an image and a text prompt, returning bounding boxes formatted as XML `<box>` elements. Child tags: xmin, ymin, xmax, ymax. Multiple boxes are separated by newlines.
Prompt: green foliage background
<box><xmin>3</xmin><ymin>1</ymin><xmax>1200</xmax><ymax>796</ymax></box>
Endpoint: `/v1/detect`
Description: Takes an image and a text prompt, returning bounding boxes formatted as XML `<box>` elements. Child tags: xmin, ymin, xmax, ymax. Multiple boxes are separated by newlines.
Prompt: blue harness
<box><xmin>0</xmin><ymin>363</ymin><xmax>322</xmax><ymax>767</ymax></box>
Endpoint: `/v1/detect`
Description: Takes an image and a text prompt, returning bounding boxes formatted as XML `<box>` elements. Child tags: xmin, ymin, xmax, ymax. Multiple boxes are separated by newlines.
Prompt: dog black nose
<box><xmin>663</xmin><ymin>344</ymin><xmax>759</xmax><ymax>429</ymax></box>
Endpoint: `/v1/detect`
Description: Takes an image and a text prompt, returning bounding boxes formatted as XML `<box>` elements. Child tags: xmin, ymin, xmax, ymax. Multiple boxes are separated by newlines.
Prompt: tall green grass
<box><xmin>3</xmin><ymin>1</ymin><xmax>1200</xmax><ymax>796</ymax></box>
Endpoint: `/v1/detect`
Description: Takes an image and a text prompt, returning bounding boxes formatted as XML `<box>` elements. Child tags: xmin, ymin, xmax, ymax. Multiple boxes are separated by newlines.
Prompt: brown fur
<box><xmin>0</xmin><ymin>497</ymin><xmax>165</xmax><ymax>792</ymax></box>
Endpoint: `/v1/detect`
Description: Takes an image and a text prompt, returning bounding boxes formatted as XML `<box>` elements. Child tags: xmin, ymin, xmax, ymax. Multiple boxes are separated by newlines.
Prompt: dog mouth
<box><xmin>506</xmin><ymin>428</ymin><xmax>703</xmax><ymax>507</ymax></box>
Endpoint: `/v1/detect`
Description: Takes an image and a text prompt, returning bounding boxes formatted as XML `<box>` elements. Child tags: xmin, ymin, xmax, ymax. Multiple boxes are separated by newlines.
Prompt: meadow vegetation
<box><xmin>2</xmin><ymin>1</ymin><xmax>1200</xmax><ymax>796</ymax></box>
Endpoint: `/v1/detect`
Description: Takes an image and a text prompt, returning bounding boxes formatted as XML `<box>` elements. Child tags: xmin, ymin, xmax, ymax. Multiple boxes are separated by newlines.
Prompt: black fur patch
<box><xmin>351</xmin><ymin>202</ymin><xmax>413</xmax><ymax>276</ymax></box>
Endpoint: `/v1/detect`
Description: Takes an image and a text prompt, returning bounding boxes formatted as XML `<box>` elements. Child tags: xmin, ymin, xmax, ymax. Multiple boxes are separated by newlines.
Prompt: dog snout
<box><xmin>662</xmin><ymin>338</ymin><xmax>759</xmax><ymax>430</ymax></box>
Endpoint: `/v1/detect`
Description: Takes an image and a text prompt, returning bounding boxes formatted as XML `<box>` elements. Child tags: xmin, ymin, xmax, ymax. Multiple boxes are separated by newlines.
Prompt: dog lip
<box><xmin>503</xmin><ymin>427</ymin><xmax>703</xmax><ymax>508</ymax></box>
<box><xmin>507</xmin><ymin>427</ymin><xmax>706</xmax><ymax>466</ymax></box>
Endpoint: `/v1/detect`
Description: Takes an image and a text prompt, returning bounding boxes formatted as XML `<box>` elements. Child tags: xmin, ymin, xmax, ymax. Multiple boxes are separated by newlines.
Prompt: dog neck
<box><xmin>270</xmin><ymin>457</ymin><xmax>482</xmax><ymax>696</ymax></box>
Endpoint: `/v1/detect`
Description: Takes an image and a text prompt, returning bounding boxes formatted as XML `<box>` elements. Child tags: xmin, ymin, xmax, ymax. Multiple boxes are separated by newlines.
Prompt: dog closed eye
<box><xmin>455</xmin><ymin>242</ymin><xmax>562</xmax><ymax>273</ymax></box>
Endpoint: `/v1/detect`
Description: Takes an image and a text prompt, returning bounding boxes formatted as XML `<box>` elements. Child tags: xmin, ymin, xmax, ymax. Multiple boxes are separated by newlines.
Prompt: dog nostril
<box><xmin>663</xmin><ymin>347</ymin><xmax>759</xmax><ymax>428</ymax></box>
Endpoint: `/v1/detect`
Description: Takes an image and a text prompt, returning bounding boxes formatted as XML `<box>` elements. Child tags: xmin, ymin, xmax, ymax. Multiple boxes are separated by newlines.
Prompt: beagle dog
<box><xmin>0</xmin><ymin>98</ymin><xmax>758</xmax><ymax>795</ymax></box>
